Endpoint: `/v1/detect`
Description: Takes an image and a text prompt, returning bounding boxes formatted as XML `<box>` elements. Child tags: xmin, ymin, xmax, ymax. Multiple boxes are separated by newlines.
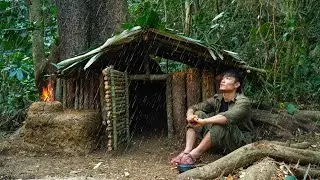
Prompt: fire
<box><xmin>41</xmin><ymin>81</ymin><xmax>54</xmax><ymax>102</ymax></box>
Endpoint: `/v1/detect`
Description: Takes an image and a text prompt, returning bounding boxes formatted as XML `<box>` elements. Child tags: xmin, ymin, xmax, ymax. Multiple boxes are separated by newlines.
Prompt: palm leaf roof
<box><xmin>57</xmin><ymin>26</ymin><xmax>265</xmax><ymax>76</ymax></box>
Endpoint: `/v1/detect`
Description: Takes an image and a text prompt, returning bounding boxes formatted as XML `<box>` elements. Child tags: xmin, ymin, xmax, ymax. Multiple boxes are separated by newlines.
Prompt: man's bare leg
<box><xmin>170</xmin><ymin>127</ymin><xmax>197</xmax><ymax>165</ymax></box>
<box><xmin>183</xmin><ymin>128</ymin><xmax>197</xmax><ymax>153</ymax></box>
<box><xmin>188</xmin><ymin>132</ymin><xmax>212</xmax><ymax>159</ymax></box>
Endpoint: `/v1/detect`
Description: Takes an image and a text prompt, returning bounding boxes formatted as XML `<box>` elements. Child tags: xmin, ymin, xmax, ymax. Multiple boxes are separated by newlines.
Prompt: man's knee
<box><xmin>194</xmin><ymin>111</ymin><xmax>207</xmax><ymax>119</ymax></box>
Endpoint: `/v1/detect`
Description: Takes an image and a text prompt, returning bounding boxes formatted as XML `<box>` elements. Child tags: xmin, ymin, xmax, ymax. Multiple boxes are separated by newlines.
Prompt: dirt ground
<box><xmin>1</xmin><ymin>130</ymin><xmax>320</xmax><ymax>180</ymax></box>
<box><xmin>0</xmin><ymin>131</ymin><xmax>221</xmax><ymax>180</ymax></box>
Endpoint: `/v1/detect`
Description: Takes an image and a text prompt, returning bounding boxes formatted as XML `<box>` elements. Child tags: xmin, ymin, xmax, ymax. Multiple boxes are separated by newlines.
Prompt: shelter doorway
<box><xmin>129</xmin><ymin>80</ymin><xmax>167</xmax><ymax>136</ymax></box>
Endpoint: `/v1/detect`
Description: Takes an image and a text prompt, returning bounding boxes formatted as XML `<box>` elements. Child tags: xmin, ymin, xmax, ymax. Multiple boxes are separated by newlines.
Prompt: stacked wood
<box><xmin>172</xmin><ymin>72</ymin><xmax>187</xmax><ymax>140</ymax></box>
<box><xmin>186</xmin><ymin>68</ymin><xmax>201</xmax><ymax>107</ymax></box>
<box><xmin>61</xmin><ymin>72</ymin><xmax>100</xmax><ymax>110</ymax></box>
<box><xmin>201</xmin><ymin>71</ymin><xmax>216</xmax><ymax>100</ymax></box>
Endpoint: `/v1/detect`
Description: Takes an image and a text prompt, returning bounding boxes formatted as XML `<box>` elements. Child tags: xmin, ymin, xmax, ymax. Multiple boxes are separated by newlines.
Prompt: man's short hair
<box><xmin>222</xmin><ymin>69</ymin><xmax>243</xmax><ymax>93</ymax></box>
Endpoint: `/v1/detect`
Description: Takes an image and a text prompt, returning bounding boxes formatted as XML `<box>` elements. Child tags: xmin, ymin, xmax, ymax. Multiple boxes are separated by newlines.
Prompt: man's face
<box><xmin>219</xmin><ymin>75</ymin><xmax>240</xmax><ymax>92</ymax></box>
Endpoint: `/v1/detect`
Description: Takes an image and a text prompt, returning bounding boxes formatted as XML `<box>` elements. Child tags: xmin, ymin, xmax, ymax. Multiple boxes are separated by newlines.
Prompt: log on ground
<box><xmin>177</xmin><ymin>141</ymin><xmax>320</xmax><ymax>179</ymax></box>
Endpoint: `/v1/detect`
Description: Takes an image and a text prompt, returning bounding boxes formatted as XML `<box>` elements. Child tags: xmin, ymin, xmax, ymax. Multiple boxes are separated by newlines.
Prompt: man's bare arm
<box><xmin>194</xmin><ymin>114</ymin><xmax>228</xmax><ymax>126</ymax></box>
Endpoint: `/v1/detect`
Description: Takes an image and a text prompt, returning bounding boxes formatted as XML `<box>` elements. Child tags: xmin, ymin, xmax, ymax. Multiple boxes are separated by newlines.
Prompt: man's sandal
<box><xmin>170</xmin><ymin>152</ymin><xmax>189</xmax><ymax>165</ymax></box>
<box><xmin>179</xmin><ymin>153</ymin><xmax>196</xmax><ymax>164</ymax></box>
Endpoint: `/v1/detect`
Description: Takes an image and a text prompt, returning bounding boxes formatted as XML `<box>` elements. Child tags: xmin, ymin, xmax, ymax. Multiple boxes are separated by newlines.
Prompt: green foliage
<box><xmin>0</xmin><ymin>0</ymin><xmax>57</xmax><ymax>131</ymax></box>
<box><xmin>125</xmin><ymin>1</ymin><xmax>165</xmax><ymax>29</ymax></box>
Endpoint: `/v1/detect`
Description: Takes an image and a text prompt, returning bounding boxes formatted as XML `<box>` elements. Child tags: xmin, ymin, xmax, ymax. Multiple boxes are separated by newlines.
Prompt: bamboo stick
<box><xmin>129</xmin><ymin>74</ymin><xmax>168</xmax><ymax>81</ymax></box>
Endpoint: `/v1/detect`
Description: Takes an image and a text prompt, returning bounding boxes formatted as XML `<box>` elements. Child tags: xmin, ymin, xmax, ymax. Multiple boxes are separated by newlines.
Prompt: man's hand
<box><xmin>192</xmin><ymin>118</ymin><xmax>206</xmax><ymax>127</ymax></box>
<box><xmin>187</xmin><ymin>115</ymin><xmax>205</xmax><ymax>127</ymax></box>
<box><xmin>186</xmin><ymin>114</ymin><xmax>198</xmax><ymax>123</ymax></box>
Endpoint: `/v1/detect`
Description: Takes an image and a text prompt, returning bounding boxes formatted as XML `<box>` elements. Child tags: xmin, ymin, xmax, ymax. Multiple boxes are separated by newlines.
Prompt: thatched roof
<box><xmin>56</xmin><ymin>26</ymin><xmax>265</xmax><ymax>76</ymax></box>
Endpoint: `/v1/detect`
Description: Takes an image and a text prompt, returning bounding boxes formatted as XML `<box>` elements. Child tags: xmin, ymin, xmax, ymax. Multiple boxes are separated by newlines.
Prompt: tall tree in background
<box><xmin>55</xmin><ymin>0</ymin><xmax>128</xmax><ymax>60</ymax></box>
<box><xmin>54</xmin><ymin>0</ymin><xmax>128</xmax><ymax>101</ymax></box>
<box><xmin>29</xmin><ymin>0</ymin><xmax>46</xmax><ymax>94</ymax></box>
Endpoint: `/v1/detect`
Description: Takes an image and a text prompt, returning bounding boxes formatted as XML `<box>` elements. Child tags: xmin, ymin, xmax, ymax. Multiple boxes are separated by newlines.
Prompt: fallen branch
<box><xmin>177</xmin><ymin>141</ymin><xmax>320</xmax><ymax>179</ymax></box>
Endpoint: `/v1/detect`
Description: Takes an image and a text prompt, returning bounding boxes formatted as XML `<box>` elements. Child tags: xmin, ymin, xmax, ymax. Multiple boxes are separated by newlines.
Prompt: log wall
<box><xmin>170</xmin><ymin>69</ymin><xmax>218</xmax><ymax>138</ymax></box>
<box><xmin>61</xmin><ymin>72</ymin><xmax>101</xmax><ymax>110</ymax></box>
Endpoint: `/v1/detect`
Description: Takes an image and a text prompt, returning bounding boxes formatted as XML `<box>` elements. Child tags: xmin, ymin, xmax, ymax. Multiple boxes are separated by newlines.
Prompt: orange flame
<box><xmin>41</xmin><ymin>81</ymin><xmax>54</xmax><ymax>102</ymax></box>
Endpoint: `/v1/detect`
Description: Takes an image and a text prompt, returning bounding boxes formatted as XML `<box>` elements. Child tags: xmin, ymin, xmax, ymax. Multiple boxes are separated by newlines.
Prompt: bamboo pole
<box><xmin>129</xmin><ymin>74</ymin><xmax>168</xmax><ymax>81</ymax></box>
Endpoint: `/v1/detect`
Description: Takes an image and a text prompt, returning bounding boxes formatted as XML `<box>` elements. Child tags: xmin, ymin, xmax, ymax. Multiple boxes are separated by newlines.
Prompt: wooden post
<box><xmin>83</xmin><ymin>74</ymin><xmax>89</xmax><ymax>109</ymax></box>
<box><xmin>172</xmin><ymin>72</ymin><xmax>187</xmax><ymax>139</ymax></box>
<box><xmin>99</xmin><ymin>73</ymin><xmax>108</xmax><ymax>151</ymax></box>
<box><xmin>66</xmin><ymin>78</ymin><xmax>75</xmax><ymax>108</ymax></box>
<box><xmin>62</xmin><ymin>79</ymin><xmax>67</xmax><ymax>109</ymax></box>
<box><xmin>74</xmin><ymin>78</ymin><xmax>79</xmax><ymax>109</ymax></box>
<box><xmin>201</xmin><ymin>71</ymin><xmax>216</xmax><ymax>100</ymax></box>
<box><xmin>55</xmin><ymin>78</ymin><xmax>62</xmax><ymax>102</ymax></box>
<box><xmin>166</xmin><ymin>74</ymin><xmax>173</xmax><ymax>141</ymax></box>
<box><xmin>125</xmin><ymin>71</ymin><xmax>130</xmax><ymax>142</ymax></box>
<box><xmin>79</xmin><ymin>78</ymin><xmax>84</xmax><ymax>109</ymax></box>
<box><xmin>186</xmin><ymin>68</ymin><xmax>201</xmax><ymax>107</ymax></box>
<box><xmin>89</xmin><ymin>73</ymin><xmax>94</xmax><ymax>109</ymax></box>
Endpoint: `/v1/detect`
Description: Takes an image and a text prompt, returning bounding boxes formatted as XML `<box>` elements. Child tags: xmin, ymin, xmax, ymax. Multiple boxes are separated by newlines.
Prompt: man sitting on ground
<box><xmin>170</xmin><ymin>69</ymin><xmax>254</xmax><ymax>165</ymax></box>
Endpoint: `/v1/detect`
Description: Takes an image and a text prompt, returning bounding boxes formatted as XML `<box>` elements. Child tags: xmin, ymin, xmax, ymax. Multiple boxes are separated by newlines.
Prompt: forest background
<box><xmin>1</xmin><ymin>0</ymin><xmax>319</xmax><ymax>132</ymax></box>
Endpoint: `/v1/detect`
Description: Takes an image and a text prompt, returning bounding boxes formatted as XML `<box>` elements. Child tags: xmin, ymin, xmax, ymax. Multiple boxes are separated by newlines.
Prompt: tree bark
<box><xmin>172</xmin><ymin>72</ymin><xmax>187</xmax><ymax>139</ymax></box>
<box><xmin>184</xmin><ymin>0</ymin><xmax>191</xmax><ymax>36</ymax></box>
<box><xmin>29</xmin><ymin>0</ymin><xmax>46</xmax><ymax>95</ymax></box>
<box><xmin>251</xmin><ymin>109</ymin><xmax>320</xmax><ymax>139</ymax></box>
<box><xmin>55</xmin><ymin>0</ymin><xmax>128</xmax><ymax>109</ymax></box>
<box><xmin>186</xmin><ymin>68</ymin><xmax>201</xmax><ymax>107</ymax></box>
<box><xmin>178</xmin><ymin>141</ymin><xmax>320</xmax><ymax>179</ymax></box>
<box><xmin>240</xmin><ymin>157</ymin><xmax>278</xmax><ymax>180</ymax></box>
<box><xmin>201</xmin><ymin>71</ymin><xmax>216</xmax><ymax>100</ymax></box>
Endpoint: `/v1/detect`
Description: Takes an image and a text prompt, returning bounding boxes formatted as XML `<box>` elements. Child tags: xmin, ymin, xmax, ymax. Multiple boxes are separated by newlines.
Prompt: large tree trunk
<box><xmin>55</xmin><ymin>0</ymin><xmax>128</xmax><ymax>106</ymax></box>
<box><xmin>178</xmin><ymin>141</ymin><xmax>320</xmax><ymax>179</ymax></box>
<box><xmin>29</xmin><ymin>0</ymin><xmax>46</xmax><ymax>95</ymax></box>
<box><xmin>251</xmin><ymin>109</ymin><xmax>320</xmax><ymax>139</ymax></box>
